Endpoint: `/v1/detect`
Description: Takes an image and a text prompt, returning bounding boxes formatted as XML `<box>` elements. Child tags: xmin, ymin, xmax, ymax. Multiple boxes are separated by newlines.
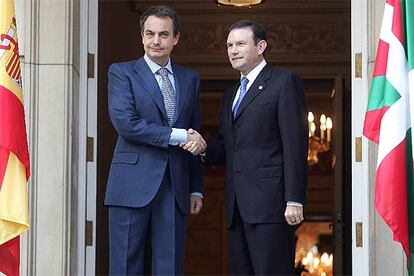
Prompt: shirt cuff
<box><xmin>169</xmin><ymin>128</ymin><xmax>187</xmax><ymax>145</ymax></box>
<box><xmin>191</xmin><ymin>192</ymin><xmax>203</xmax><ymax>199</ymax></box>
<box><xmin>287</xmin><ymin>201</ymin><xmax>303</xmax><ymax>207</ymax></box>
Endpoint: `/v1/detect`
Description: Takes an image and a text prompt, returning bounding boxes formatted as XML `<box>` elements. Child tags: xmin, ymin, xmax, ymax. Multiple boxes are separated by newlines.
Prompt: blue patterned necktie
<box><xmin>158</xmin><ymin>67</ymin><xmax>176</xmax><ymax>126</ymax></box>
<box><xmin>233</xmin><ymin>76</ymin><xmax>249</xmax><ymax>118</ymax></box>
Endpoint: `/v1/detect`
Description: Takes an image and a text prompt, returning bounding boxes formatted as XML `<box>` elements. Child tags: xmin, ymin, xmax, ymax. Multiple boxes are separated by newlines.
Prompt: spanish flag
<box><xmin>0</xmin><ymin>0</ymin><xmax>30</xmax><ymax>274</ymax></box>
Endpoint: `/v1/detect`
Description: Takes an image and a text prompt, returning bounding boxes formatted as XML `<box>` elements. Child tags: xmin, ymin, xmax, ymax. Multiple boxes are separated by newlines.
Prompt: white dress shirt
<box><xmin>232</xmin><ymin>59</ymin><xmax>267</xmax><ymax>109</ymax></box>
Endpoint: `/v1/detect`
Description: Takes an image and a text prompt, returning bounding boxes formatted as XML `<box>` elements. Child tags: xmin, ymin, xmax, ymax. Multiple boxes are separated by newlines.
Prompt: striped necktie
<box><xmin>233</xmin><ymin>76</ymin><xmax>249</xmax><ymax>118</ymax></box>
<box><xmin>158</xmin><ymin>67</ymin><xmax>176</xmax><ymax>126</ymax></box>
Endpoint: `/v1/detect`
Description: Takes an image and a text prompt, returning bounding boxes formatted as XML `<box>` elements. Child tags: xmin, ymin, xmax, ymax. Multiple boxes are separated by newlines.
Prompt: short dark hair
<box><xmin>139</xmin><ymin>5</ymin><xmax>180</xmax><ymax>37</ymax></box>
<box><xmin>228</xmin><ymin>20</ymin><xmax>267</xmax><ymax>45</ymax></box>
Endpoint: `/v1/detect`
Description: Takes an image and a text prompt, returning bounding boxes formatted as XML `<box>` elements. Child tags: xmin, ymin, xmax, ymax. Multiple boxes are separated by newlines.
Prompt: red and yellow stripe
<box><xmin>0</xmin><ymin>0</ymin><xmax>30</xmax><ymax>275</ymax></box>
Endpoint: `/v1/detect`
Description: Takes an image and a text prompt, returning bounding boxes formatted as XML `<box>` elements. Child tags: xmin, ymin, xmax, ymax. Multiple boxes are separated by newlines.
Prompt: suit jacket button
<box><xmin>234</xmin><ymin>146</ymin><xmax>238</xmax><ymax>152</ymax></box>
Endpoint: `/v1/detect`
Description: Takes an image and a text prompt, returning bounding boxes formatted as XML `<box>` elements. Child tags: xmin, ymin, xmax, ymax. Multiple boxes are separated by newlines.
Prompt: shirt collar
<box><xmin>241</xmin><ymin>59</ymin><xmax>267</xmax><ymax>84</ymax></box>
<box><xmin>144</xmin><ymin>54</ymin><xmax>174</xmax><ymax>75</ymax></box>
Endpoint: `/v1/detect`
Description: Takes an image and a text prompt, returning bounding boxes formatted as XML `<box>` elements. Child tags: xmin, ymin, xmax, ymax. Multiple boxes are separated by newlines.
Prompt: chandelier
<box><xmin>296</xmin><ymin>245</ymin><xmax>333</xmax><ymax>275</ymax></box>
<box><xmin>216</xmin><ymin>0</ymin><xmax>263</xmax><ymax>8</ymax></box>
<box><xmin>308</xmin><ymin>112</ymin><xmax>333</xmax><ymax>165</ymax></box>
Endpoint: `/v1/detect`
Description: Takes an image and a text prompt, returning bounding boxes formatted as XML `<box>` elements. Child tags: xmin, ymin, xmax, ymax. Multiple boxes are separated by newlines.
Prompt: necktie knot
<box><xmin>158</xmin><ymin>67</ymin><xmax>169</xmax><ymax>77</ymax></box>
<box><xmin>241</xmin><ymin>76</ymin><xmax>249</xmax><ymax>90</ymax></box>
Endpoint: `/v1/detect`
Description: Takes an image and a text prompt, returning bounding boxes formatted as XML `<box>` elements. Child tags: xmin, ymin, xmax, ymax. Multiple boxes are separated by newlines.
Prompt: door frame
<box><xmin>351</xmin><ymin>0</ymin><xmax>371</xmax><ymax>274</ymax></box>
<box><xmin>78</xmin><ymin>0</ymin><xmax>98</xmax><ymax>274</ymax></box>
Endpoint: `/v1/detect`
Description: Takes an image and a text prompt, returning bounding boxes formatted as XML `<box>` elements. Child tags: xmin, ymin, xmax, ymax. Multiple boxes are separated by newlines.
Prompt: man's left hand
<box><xmin>190</xmin><ymin>195</ymin><xmax>203</xmax><ymax>215</ymax></box>
<box><xmin>284</xmin><ymin>205</ymin><xmax>304</xmax><ymax>226</ymax></box>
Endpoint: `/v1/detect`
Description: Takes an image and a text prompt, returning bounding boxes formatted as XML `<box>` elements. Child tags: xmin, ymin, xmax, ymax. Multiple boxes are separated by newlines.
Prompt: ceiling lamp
<box><xmin>217</xmin><ymin>0</ymin><xmax>263</xmax><ymax>8</ymax></box>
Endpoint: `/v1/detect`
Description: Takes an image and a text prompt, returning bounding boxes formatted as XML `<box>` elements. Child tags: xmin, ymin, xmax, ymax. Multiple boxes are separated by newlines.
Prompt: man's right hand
<box><xmin>180</xmin><ymin>129</ymin><xmax>206</xmax><ymax>155</ymax></box>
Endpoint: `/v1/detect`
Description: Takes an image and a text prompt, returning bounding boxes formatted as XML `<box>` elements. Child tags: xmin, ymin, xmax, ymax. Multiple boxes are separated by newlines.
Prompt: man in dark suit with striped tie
<box><xmin>183</xmin><ymin>20</ymin><xmax>308</xmax><ymax>275</ymax></box>
<box><xmin>105</xmin><ymin>5</ymin><xmax>206</xmax><ymax>275</ymax></box>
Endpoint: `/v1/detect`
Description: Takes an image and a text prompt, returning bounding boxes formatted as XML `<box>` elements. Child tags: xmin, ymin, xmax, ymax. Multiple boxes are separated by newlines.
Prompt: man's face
<box><xmin>226</xmin><ymin>28</ymin><xmax>266</xmax><ymax>75</ymax></box>
<box><xmin>141</xmin><ymin>15</ymin><xmax>179</xmax><ymax>66</ymax></box>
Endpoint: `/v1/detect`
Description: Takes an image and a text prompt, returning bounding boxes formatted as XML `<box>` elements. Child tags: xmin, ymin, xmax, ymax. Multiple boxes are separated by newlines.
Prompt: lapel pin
<box><xmin>258</xmin><ymin>85</ymin><xmax>263</xmax><ymax>90</ymax></box>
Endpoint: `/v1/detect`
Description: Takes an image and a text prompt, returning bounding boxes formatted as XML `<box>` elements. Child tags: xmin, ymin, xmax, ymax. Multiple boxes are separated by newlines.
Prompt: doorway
<box><xmin>94</xmin><ymin>1</ymin><xmax>351</xmax><ymax>275</ymax></box>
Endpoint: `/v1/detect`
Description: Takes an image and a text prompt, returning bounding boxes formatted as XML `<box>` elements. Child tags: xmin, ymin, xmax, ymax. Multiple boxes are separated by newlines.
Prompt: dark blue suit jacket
<box><xmin>104</xmin><ymin>57</ymin><xmax>203</xmax><ymax>214</ymax></box>
<box><xmin>205</xmin><ymin>64</ymin><xmax>308</xmax><ymax>226</ymax></box>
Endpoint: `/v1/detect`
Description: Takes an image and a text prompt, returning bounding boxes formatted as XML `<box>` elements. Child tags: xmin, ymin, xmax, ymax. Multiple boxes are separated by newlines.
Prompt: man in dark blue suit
<box><xmin>105</xmin><ymin>5</ymin><xmax>206</xmax><ymax>275</ymax></box>
<box><xmin>184</xmin><ymin>20</ymin><xmax>308</xmax><ymax>275</ymax></box>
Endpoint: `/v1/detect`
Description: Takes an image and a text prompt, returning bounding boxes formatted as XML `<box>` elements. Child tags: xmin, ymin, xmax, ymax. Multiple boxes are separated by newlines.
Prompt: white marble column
<box><xmin>18</xmin><ymin>0</ymin><xmax>80</xmax><ymax>275</ymax></box>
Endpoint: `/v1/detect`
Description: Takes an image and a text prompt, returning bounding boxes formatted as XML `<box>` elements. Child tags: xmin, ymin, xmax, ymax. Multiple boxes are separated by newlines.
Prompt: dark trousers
<box><xmin>108</xmin><ymin>172</ymin><xmax>188</xmax><ymax>275</ymax></box>
<box><xmin>228</xmin><ymin>202</ymin><xmax>296</xmax><ymax>276</ymax></box>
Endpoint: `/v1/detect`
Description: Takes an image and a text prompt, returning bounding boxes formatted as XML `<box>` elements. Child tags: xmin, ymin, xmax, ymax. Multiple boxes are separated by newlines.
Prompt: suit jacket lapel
<box><xmin>234</xmin><ymin>64</ymin><xmax>272</xmax><ymax>121</ymax></box>
<box><xmin>172</xmin><ymin>64</ymin><xmax>188</xmax><ymax>125</ymax></box>
<box><xmin>133</xmin><ymin>57</ymin><xmax>168</xmax><ymax>120</ymax></box>
<box><xmin>228</xmin><ymin>83</ymin><xmax>239</xmax><ymax>124</ymax></box>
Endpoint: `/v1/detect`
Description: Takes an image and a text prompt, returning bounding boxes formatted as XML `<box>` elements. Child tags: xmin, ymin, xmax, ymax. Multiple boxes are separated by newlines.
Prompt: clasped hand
<box><xmin>179</xmin><ymin>128</ymin><xmax>206</xmax><ymax>155</ymax></box>
<box><xmin>284</xmin><ymin>205</ymin><xmax>304</xmax><ymax>226</ymax></box>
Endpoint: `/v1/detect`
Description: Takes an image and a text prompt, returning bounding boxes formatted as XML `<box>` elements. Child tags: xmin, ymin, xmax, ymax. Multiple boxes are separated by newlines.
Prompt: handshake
<box><xmin>179</xmin><ymin>128</ymin><xmax>206</xmax><ymax>155</ymax></box>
